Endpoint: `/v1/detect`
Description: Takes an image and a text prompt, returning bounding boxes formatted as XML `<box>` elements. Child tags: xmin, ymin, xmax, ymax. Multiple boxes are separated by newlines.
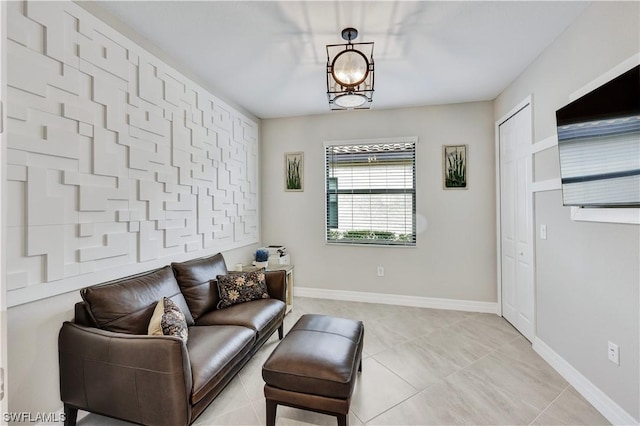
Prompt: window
<box><xmin>325</xmin><ymin>138</ymin><xmax>416</xmax><ymax>246</ymax></box>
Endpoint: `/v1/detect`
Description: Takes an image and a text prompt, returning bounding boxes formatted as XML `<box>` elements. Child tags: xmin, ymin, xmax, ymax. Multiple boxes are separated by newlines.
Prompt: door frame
<box><xmin>494</xmin><ymin>95</ymin><xmax>534</xmax><ymax>331</ymax></box>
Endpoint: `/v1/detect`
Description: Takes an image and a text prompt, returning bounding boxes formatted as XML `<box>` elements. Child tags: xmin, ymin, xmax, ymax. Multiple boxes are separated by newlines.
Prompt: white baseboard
<box><xmin>533</xmin><ymin>338</ymin><xmax>638</xmax><ymax>426</ymax></box>
<box><xmin>294</xmin><ymin>287</ymin><xmax>499</xmax><ymax>314</ymax></box>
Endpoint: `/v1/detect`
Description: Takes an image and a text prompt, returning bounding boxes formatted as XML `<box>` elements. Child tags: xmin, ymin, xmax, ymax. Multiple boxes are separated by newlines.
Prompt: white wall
<box><xmin>3</xmin><ymin>0</ymin><xmax>262</xmax><ymax>416</ymax></box>
<box><xmin>261</xmin><ymin>102</ymin><xmax>497</xmax><ymax>305</ymax></box>
<box><xmin>6</xmin><ymin>0</ymin><xmax>260</xmax><ymax>306</ymax></box>
<box><xmin>494</xmin><ymin>2</ymin><xmax>639</xmax><ymax>421</ymax></box>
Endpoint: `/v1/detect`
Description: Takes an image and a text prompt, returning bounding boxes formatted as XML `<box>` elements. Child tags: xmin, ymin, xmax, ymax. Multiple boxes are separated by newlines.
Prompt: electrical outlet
<box><xmin>377</xmin><ymin>266</ymin><xmax>384</xmax><ymax>277</ymax></box>
<box><xmin>608</xmin><ymin>341</ymin><xmax>619</xmax><ymax>365</ymax></box>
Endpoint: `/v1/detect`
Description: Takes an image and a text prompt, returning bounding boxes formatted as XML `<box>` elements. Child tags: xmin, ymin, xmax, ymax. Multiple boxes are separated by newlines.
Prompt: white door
<box><xmin>498</xmin><ymin>103</ymin><xmax>534</xmax><ymax>342</ymax></box>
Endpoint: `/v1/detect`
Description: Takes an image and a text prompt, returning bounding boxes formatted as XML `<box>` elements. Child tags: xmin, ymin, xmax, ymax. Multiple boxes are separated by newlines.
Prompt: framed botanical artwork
<box><xmin>285</xmin><ymin>152</ymin><xmax>304</xmax><ymax>191</ymax></box>
<box><xmin>443</xmin><ymin>145</ymin><xmax>468</xmax><ymax>189</ymax></box>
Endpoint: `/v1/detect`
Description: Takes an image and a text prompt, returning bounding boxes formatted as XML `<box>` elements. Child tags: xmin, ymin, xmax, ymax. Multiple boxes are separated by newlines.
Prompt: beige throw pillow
<box><xmin>148</xmin><ymin>297</ymin><xmax>188</xmax><ymax>343</ymax></box>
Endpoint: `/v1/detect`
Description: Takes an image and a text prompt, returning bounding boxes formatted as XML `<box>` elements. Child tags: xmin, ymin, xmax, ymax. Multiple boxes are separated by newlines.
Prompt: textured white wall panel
<box><xmin>5</xmin><ymin>0</ymin><xmax>259</xmax><ymax>306</ymax></box>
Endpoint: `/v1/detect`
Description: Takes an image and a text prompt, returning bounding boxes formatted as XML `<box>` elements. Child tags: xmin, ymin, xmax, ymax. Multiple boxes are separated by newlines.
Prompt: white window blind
<box><xmin>558</xmin><ymin>116</ymin><xmax>640</xmax><ymax>206</ymax></box>
<box><xmin>325</xmin><ymin>139</ymin><xmax>416</xmax><ymax>246</ymax></box>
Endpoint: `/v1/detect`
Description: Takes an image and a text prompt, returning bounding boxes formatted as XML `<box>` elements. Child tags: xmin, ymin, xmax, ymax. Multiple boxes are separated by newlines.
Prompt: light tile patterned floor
<box><xmin>79</xmin><ymin>297</ymin><xmax>610</xmax><ymax>426</ymax></box>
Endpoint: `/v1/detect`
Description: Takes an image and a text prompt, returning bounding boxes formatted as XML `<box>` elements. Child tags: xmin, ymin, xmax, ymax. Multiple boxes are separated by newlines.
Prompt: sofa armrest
<box><xmin>265</xmin><ymin>270</ymin><xmax>286</xmax><ymax>303</ymax></box>
<box><xmin>59</xmin><ymin>322</ymin><xmax>193</xmax><ymax>426</ymax></box>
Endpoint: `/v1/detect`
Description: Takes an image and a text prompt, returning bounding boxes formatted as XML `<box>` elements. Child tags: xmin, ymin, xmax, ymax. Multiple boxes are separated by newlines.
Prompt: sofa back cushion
<box><xmin>81</xmin><ymin>266</ymin><xmax>194</xmax><ymax>334</ymax></box>
<box><xmin>171</xmin><ymin>253</ymin><xmax>227</xmax><ymax>321</ymax></box>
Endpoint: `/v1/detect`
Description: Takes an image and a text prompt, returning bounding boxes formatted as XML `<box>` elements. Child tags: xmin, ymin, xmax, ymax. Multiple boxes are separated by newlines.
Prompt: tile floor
<box><xmin>79</xmin><ymin>297</ymin><xmax>610</xmax><ymax>426</ymax></box>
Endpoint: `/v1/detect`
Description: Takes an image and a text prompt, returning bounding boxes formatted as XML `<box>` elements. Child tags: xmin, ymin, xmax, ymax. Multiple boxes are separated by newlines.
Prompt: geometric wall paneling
<box><xmin>5</xmin><ymin>0</ymin><xmax>259</xmax><ymax>306</ymax></box>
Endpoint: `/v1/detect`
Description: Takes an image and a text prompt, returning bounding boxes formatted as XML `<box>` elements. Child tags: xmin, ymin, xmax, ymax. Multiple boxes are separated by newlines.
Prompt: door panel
<box><xmin>499</xmin><ymin>103</ymin><xmax>534</xmax><ymax>341</ymax></box>
<box><xmin>501</xmin><ymin>156</ymin><xmax>517</xmax><ymax>324</ymax></box>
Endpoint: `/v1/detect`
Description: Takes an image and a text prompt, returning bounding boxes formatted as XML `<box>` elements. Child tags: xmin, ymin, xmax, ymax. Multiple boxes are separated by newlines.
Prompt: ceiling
<box><xmin>92</xmin><ymin>1</ymin><xmax>591</xmax><ymax>119</ymax></box>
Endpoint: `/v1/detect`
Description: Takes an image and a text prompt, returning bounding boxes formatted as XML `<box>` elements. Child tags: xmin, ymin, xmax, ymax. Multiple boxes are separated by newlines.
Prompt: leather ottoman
<box><xmin>262</xmin><ymin>314</ymin><xmax>364</xmax><ymax>426</ymax></box>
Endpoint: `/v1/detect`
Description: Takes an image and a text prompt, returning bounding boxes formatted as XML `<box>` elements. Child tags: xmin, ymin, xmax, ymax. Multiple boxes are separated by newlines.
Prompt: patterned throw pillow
<box><xmin>148</xmin><ymin>297</ymin><xmax>188</xmax><ymax>343</ymax></box>
<box><xmin>216</xmin><ymin>268</ymin><xmax>270</xmax><ymax>309</ymax></box>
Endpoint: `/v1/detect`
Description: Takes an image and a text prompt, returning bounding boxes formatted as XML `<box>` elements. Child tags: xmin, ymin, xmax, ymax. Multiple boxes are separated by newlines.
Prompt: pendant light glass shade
<box><xmin>332</xmin><ymin>49</ymin><xmax>369</xmax><ymax>87</ymax></box>
<box><xmin>334</xmin><ymin>93</ymin><xmax>368</xmax><ymax>108</ymax></box>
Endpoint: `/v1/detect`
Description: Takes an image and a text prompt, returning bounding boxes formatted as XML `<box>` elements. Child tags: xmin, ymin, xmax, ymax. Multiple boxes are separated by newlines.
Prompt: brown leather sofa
<box><xmin>58</xmin><ymin>253</ymin><xmax>286</xmax><ymax>426</ymax></box>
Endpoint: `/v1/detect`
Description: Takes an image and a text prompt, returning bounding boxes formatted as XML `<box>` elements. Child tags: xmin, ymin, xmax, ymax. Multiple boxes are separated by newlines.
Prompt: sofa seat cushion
<box><xmin>195</xmin><ymin>299</ymin><xmax>285</xmax><ymax>340</ymax></box>
<box><xmin>187</xmin><ymin>325</ymin><xmax>255</xmax><ymax>404</ymax></box>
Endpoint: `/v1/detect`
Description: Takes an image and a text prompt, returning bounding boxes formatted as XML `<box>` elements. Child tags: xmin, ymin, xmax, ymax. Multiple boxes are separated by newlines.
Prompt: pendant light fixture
<box><xmin>326</xmin><ymin>28</ymin><xmax>374</xmax><ymax>110</ymax></box>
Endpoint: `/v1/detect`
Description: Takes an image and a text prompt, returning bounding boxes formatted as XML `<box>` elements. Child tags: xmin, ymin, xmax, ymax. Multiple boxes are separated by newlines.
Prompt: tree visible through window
<box><xmin>325</xmin><ymin>139</ymin><xmax>416</xmax><ymax>246</ymax></box>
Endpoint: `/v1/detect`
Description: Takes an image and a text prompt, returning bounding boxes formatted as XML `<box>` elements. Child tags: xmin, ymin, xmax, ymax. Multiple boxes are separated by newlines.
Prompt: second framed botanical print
<box><xmin>443</xmin><ymin>145</ymin><xmax>468</xmax><ymax>189</ymax></box>
<box><xmin>285</xmin><ymin>152</ymin><xmax>303</xmax><ymax>191</ymax></box>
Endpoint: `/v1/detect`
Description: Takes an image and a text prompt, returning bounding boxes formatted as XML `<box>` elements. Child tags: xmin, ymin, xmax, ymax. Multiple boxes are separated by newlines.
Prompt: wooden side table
<box><xmin>242</xmin><ymin>264</ymin><xmax>294</xmax><ymax>314</ymax></box>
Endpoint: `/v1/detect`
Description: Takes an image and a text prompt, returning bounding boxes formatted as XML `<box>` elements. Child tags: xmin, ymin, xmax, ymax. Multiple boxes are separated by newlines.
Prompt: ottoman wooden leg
<box><xmin>266</xmin><ymin>398</ymin><xmax>278</xmax><ymax>426</ymax></box>
<box><xmin>338</xmin><ymin>413</ymin><xmax>349</xmax><ymax>426</ymax></box>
